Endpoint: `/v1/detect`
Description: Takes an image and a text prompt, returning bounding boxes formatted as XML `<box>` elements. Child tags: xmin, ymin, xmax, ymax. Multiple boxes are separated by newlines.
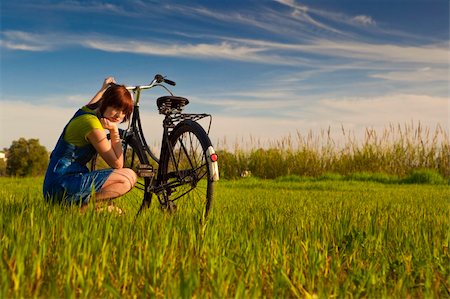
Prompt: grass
<box><xmin>217</xmin><ymin>123</ymin><xmax>449</xmax><ymax>180</ymax></box>
<box><xmin>1</xmin><ymin>176</ymin><xmax>449</xmax><ymax>298</ymax></box>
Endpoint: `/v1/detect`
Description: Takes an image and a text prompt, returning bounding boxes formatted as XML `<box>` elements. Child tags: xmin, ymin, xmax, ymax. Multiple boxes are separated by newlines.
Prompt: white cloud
<box><xmin>0</xmin><ymin>30</ymin><xmax>294</xmax><ymax>65</ymax></box>
<box><xmin>2</xmin><ymin>29</ymin><xmax>447</xmax><ymax>70</ymax></box>
<box><xmin>274</xmin><ymin>0</ymin><xmax>380</xmax><ymax>38</ymax></box>
<box><xmin>0</xmin><ymin>40</ymin><xmax>49</xmax><ymax>51</ymax></box>
<box><xmin>21</xmin><ymin>1</ymin><xmax>128</xmax><ymax>15</ymax></box>
<box><xmin>274</xmin><ymin>0</ymin><xmax>343</xmax><ymax>34</ymax></box>
<box><xmin>0</xmin><ymin>31</ymin><xmax>53</xmax><ymax>51</ymax></box>
<box><xmin>84</xmin><ymin>36</ymin><xmax>448</xmax><ymax>66</ymax></box>
<box><xmin>83</xmin><ymin>39</ymin><xmax>268</xmax><ymax>62</ymax></box>
<box><xmin>218</xmin><ymin>37</ymin><xmax>448</xmax><ymax>66</ymax></box>
<box><xmin>300</xmin><ymin>40</ymin><xmax>448</xmax><ymax>65</ymax></box>
<box><xmin>351</xmin><ymin>15</ymin><xmax>376</xmax><ymax>26</ymax></box>
<box><xmin>370</xmin><ymin>67</ymin><xmax>448</xmax><ymax>82</ymax></box>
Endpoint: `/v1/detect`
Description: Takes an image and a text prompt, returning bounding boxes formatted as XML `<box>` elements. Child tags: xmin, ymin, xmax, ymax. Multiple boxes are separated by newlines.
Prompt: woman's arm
<box><xmin>86</xmin><ymin>119</ymin><xmax>123</xmax><ymax>169</ymax></box>
<box><xmin>87</xmin><ymin>77</ymin><xmax>116</xmax><ymax>106</ymax></box>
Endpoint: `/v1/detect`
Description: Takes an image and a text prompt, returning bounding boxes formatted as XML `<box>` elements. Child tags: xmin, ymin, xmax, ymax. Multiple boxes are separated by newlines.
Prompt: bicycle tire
<box><xmin>158</xmin><ymin>120</ymin><xmax>216</xmax><ymax>220</ymax></box>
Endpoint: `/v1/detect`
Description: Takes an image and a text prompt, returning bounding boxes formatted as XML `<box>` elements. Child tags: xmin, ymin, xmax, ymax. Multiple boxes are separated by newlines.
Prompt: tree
<box><xmin>6</xmin><ymin>138</ymin><xmax>49</xmax><ymax>176</ymax></box>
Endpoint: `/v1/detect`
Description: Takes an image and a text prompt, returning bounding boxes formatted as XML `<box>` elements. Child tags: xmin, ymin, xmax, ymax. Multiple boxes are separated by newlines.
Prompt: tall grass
<box><xmin>218</xmin><ymin>123</ymin><xmax>450</xmax><ymax>179</ymax></box>
<box><xmin>1</xmin><ymin>177</ymin><xmax>449</xmax><ymax>298</ymax></box>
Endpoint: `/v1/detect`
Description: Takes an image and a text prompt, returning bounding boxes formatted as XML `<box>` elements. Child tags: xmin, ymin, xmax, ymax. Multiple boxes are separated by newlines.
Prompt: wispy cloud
<box><xmin>370</xmin><ymin>67</ymin><xmax>448</xmax><ymax>82</ymax></box>
<box><xmin>306</xmin><ymin>40</ymin><xmax>447</xmax><ymax>65</ymax></box>
<box><xmin>2</xmin><ymin>29</ymin><xmax>447</xmax><ymax>98</ymax></box>
<box><xmin>0</xmin><ymin>31</ymin><xmax>53</xmax><ymax>51</ymax></box>
<box><xmin>351</xmin><ymin>15</ymin><xmax>376</xmax><ymax>26</ymax></box>
<box><xmin>274</xmin><ymin>0</ymin><xmax>345</xmax><ymax>35</ymax></box>
<box><xmin>225</xmin><ymin>37</ymin><xmax>448</xmax><ymax>65</ymax></box>
<box><xmin>2</xmin><ymin>0</ymin><xmax>446</xmax><ymax>71</ymax></box>
<box><xmin>83</xmin><ymin>39</ymin><xmax>271</xmax><ymax>63</ymax></box>
<box><xmin>3</xmin><ymin>30</ymin><xmax>447</xmax><ymax>68</ymax></box>
<box><xmin>11</xmin><ymin>0</ymin><xmax>130</xmax><ymax>15</ymax></box>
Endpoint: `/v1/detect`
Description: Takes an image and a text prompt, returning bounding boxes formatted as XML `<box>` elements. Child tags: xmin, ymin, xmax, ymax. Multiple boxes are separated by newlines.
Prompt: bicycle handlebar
<box><xmin>125</xmin><ymin>74</ymin><xmax>177</xmax><ymax>102</ymax></box>
<box><xmin>163</xmin><ymin>78</ymin><xmax>176</xmax><ymax>86</ymax></box>
<box><xmin>155</xmin><ymin>74</ymin><xmax>176</xmax><ymax>86</ymax></box>
<box><xmin>126</xmin><ymin>74</ymin><xmax>176</xmax><ymax>91</ymax></box>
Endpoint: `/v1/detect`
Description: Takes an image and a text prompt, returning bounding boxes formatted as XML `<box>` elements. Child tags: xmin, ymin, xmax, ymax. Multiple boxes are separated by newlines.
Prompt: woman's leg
<box><xmin>95</xmin><ymin>168</ymin><xmax>137</xmax><ymax>201</ymax></box>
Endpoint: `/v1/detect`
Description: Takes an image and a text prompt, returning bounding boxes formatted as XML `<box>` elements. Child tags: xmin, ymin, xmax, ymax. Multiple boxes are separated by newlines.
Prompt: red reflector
<box><xmin>210</xmin><ymin>153</ymin><xmax>218</xmax><ymax>162</ymax></box>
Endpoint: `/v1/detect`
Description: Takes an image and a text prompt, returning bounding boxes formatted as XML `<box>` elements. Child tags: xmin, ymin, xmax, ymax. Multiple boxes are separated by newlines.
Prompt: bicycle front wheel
<box><xmin>159</xmin><ymin>120</ymin><xmax>217</xmax><ymax>220</ymax></box>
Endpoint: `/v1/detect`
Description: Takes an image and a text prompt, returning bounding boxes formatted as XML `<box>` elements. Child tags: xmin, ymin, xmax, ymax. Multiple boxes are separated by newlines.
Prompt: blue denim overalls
<box><xmin>43</xmin><ymin>109</ymin><xmax>113</xmax><ymax>204</ymax></box>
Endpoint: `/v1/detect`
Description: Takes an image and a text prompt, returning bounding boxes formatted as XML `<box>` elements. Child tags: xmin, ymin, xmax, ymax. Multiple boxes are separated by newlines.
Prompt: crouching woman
<box><xmin>43</xmin><ymin>77</ymin><xmax>137</xmax><ymax>208</ymax></box>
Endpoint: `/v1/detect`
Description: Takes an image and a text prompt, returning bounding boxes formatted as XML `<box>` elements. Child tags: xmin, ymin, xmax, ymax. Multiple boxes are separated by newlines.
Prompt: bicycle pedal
<box><xmin>136</xmin><ymin>164</ymin><xmax>154</xmax><ymax>177</ymax></box>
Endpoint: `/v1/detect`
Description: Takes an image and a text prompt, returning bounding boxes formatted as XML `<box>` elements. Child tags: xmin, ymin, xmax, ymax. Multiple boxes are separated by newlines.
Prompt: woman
<box><xmin>43</xmin><ymin>77</ymin><xmax>137</xmax><ymax>207</ymax></box>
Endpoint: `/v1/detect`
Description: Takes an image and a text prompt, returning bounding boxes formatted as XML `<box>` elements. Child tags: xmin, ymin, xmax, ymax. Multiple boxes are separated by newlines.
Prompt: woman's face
<box><xmin>103</xmin><ymin>106</ymin><xmax>126</xmax><ymax>123</ymax></box>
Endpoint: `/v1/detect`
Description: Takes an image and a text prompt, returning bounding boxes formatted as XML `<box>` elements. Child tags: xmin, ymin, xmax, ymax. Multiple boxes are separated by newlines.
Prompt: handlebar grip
<box><xmin>164</xmin><ymin>78</ymin><xmax>176</xmax><ymax>86</ymax></box>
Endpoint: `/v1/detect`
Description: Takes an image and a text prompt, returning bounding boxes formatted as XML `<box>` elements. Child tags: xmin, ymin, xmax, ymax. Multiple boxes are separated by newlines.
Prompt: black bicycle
<box><xmin>92</xmin><ymin>74</ymin><xmax>219</xmax><ymax>220</ymax></box>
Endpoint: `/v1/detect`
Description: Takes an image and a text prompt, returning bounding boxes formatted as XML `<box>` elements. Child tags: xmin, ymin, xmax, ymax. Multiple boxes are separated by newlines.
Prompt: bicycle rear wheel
<box><xmin>158</xmin><ymin>120</ymin><xmax>217</xmax><ymax>220</ymax></box>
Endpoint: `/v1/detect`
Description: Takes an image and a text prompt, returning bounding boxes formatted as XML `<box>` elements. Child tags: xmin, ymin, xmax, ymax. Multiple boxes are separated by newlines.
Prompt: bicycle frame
<box><xmin>121</xmin><ymin>76</ymin><xmax>216</xmax><ymax>210</ymax></box>
<box><xmin>123</xmin><ymin>81</ymin><xmax>213</xmax><ymax>168</ymax></box>
<box><xmin>124</xmin><ymin>104</ymin><xmax>213</xmax><ymax>167</ymax></box>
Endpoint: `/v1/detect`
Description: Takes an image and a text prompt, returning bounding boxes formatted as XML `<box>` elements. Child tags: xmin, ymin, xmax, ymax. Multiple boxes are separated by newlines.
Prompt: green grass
<box><xmin>1</xmin><ymin>177</ymin><xmax>449</xmax><ymax>298</ymax></box>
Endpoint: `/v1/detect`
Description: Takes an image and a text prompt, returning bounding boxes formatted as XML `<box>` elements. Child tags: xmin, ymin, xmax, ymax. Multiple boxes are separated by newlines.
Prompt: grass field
<box><xmin>1</xmin><ymin>176</ymin><xmax>449</xmax><ymax>298</ymax></box>
<box><xmin>217</xmin><ymin>123</ymin><xmax>449</xmax><ymax>180</ymax></box>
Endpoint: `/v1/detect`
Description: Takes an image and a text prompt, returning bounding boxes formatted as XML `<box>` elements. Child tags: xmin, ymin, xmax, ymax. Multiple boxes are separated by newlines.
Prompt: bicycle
<box><xmin>91</xmin><ymin>74</ymin><xmax>219</xmax><ymax>220</ymax></box>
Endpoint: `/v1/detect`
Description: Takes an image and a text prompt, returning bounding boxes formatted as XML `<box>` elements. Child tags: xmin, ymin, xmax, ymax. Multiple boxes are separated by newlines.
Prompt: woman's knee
<box><xmin>116</xmin><ymin>168</ymin><xmax>137</xmax><ymax>189</ymax></box>
<box><xmin>124</xmin><ymin>168</ymin><xmax>138</xmax><ymax>187</ymax></box>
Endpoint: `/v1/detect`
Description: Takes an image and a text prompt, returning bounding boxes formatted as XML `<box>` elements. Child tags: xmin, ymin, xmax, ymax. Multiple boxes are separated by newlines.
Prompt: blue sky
<box><xmin>1</xmin><ymin>0</ymin><xmax>449</xmax><ymax>150</ymax></box>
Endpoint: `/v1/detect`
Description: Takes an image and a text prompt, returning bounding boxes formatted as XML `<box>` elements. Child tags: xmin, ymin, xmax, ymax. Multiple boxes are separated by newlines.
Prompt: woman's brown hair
<box><xmin>88</xmin><ymin>84</ymin><xmax>133</xmax><ymax>122</ymax></box>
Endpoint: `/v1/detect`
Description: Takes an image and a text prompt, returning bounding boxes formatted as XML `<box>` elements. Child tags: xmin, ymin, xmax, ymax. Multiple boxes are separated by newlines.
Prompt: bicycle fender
<box><xmin>206</xmin><ymin>146</ymin><xmax>219</xmax><ymax>182</ymax></box>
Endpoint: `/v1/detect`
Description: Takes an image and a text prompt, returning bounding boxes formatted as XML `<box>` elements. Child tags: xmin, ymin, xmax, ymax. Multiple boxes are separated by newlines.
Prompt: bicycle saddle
<box><xmin>157</xmin><ymin>96</ymin><xmax>189</xmax><ymax>115</ymax></box>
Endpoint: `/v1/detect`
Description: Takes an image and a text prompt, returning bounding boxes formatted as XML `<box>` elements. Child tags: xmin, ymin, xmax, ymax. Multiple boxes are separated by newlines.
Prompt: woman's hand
<box><xmin>87</xmin><ymin>76</ymin><xmax>117</xmax><ymax>106</ymax></box>
<box><xmin>100</xmin><ymin>117</ymin><xmax>118</xmax><ymax>132</ymax></box>
<box><xmin>101</xmin><ymin>76</ymin><xmax>116</xmax><ymax>90</ymax></box>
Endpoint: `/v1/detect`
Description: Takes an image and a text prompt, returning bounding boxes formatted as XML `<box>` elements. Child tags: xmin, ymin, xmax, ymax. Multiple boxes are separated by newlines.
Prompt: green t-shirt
<box><xmin>64</xmin><ymin>106</ymin><xmax>104</xmax><ymax>146</ymax></box>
